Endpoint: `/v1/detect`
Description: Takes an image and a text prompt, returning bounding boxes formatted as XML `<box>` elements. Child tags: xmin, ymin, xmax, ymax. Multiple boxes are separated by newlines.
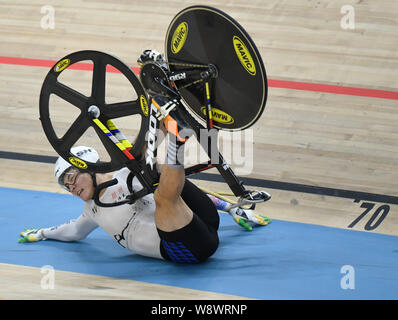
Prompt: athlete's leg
<box><xmin>181</xmin><ymin>180</ymin><xmax>219</xmax><ymax>231</ymax></box>
<box><xmin>151</xmin><ymin>95</ymin><xmax>219</xmax><ymax>263</ymax></box>
<box><xmin>154</xmin><ymin>164</ymin><xmax>193</xmax><ymax>232</ymax></box>
<box><xmin>152</xmin><ymin>95</ymin><xmax>193</xmax><ymax>232</ymax></box>
<box><xmin>155</xmin><ymin>170</ymin><xmax>219</xmax><ymax>263</ymax></box>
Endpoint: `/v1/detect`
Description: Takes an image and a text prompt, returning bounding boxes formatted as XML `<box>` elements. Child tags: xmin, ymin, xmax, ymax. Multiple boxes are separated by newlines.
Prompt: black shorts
<box><xmin>157</xmin><ymin>179</ymin><xmax>220</xmax><ymax>264</ymax></box>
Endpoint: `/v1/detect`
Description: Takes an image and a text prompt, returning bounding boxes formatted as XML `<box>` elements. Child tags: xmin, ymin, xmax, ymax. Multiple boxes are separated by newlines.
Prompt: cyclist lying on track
<box><xmin>19</xmin><ymin>51</ymin><xmax>270</xmax><ymax>264</ymax></box>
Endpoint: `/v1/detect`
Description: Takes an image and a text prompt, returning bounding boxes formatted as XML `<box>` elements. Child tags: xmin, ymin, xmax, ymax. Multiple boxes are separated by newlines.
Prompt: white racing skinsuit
<box><xmin>41</xmin><ymin>168</ymin><xmax>163</xmax><ymax>259</ymax></box>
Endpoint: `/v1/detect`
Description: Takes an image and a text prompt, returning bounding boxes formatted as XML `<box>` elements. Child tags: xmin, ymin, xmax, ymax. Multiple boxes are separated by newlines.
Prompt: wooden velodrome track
<box><xmin>0</xmin><ymin>0</ymin><xmax>397</xmax><ymax>300</ymax></box>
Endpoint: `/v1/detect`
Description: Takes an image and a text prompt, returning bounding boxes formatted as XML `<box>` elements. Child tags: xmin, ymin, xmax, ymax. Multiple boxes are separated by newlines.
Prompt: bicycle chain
<box><xmin>166</xmin><ymin>61</ymin><xmax>208</xmax><ymax>69</ymax></box>
<box><xmin>140</xmin><ymin>60</ymin><xmax>209</xmax><ymax>90</ymax></box>
<box><xmin>166</xmin><ymin>61</ymin><xmax>209</xmax><ymax>89</ymax></box>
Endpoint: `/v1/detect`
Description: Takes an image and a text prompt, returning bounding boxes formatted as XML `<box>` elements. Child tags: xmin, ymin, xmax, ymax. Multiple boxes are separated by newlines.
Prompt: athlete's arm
<box><xmin>41</xmin><ymin>213</ymin><xmax>98</xmax><ymax>241</ymax></box>
<box><xmin>20</xmin><ymin>213</ymin><xmax>99</xmax><ymax>243</ymax></box>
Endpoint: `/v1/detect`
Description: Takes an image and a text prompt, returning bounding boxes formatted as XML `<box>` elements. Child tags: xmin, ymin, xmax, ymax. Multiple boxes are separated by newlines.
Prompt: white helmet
<box><xmin>54</xmin><ymin>146</ymin><xmax>99</xmax><ymax>191</ymax></box>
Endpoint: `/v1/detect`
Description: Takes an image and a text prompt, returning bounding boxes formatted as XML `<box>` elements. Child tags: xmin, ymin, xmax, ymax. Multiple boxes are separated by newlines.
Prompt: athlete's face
<box><xmin>63</xmin><ymin>168</ymin><xmax>95</xmax><ymax>201</ymax></box>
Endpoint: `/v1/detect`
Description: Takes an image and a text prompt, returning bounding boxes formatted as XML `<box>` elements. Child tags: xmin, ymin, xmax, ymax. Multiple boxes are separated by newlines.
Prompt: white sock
<box><xmin>165</xmin><ymin>136</ymin><xmax>185</xmax><ymax>169</ymax></box>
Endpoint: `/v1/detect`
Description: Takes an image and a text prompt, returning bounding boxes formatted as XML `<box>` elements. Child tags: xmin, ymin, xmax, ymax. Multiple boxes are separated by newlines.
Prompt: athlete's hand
<box><xmin>19</xmin><ymin>228</ymin><xmax>45</xmax><ymax>243</ymax></box>
<box><xmin>229</xmin><ymin>207</ymin><xmax>272</xmax><ymax>231</ymax></box>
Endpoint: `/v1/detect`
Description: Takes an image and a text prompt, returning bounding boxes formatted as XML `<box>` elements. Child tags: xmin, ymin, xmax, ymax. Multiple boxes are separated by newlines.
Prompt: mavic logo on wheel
<box><xmin>140</xmin><ymin>95</ymin><xmax>149</xmax><ymax>117</ymax></box>
<box><xmin>69</xmin><ymin>157</ymin><xmax>88</xmax><ymax>169</ymax></box>
<box><xmin>233</xmin><ymin>36</ymin><xmax>256</xmax><ymax>76</ymax></box>
<box><xmin>201</xmin><ymin>106</ymin><xmax>234</xmax><ymax>125</ymax></box>
<box><xmin>171</xmin><ymin>22</ymin><xmax>188</xmax><ymax>54</ymax></box>
<box><xmin>53</xmin><ymin>59</ymin><xmax>70</xmax><ymax>73</ymax></box>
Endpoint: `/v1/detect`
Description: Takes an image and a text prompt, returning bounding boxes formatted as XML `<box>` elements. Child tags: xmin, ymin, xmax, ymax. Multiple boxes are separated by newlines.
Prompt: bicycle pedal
<box><xmin>154</xmin><ymin>99</ymin><xmax>178</xmax><ymax>121</ymax></box>
<box><xmin>239</xmin><ymin>190</ymin><xmax>271</xmax><ymax>205</ymax></box>
<box><xmin>137</xmin><ymin>49</ymin><xmax>166</xmax><ymax>67</ymax></box>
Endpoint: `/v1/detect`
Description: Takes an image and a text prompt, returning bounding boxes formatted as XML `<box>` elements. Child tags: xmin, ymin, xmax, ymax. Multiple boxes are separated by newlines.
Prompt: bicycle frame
<box><xmin>93</xmin><ymin>68</ymin><xmax>248</xmax><ymax>207</ymax></box>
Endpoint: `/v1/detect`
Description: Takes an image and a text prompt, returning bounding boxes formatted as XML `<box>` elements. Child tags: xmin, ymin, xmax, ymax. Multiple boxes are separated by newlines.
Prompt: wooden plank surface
<box><xmin>0</xmin><ymin>263</ymin><xmax>248</xmax><ymax>300</ymax></box>
<box><xmin>1</xmin><ymin>0</ymin><xmax>397</xmax><ymax>299</ymax></box>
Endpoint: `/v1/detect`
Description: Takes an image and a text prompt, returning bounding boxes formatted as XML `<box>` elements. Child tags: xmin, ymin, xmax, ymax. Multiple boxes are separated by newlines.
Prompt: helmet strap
<box><xmin>90</xmin><ymin>172</ymin><xmax>98</xmax><ymax>199</ymax></box>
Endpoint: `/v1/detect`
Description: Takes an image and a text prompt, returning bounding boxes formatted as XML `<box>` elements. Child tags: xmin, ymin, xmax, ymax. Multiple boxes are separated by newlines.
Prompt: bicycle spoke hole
<box><xmin>105</xmin><ymin>66</ymin><xmax>138</xmax><ymax>105</ymax></box>
<box><xmin>49</xmin><ymin>94</ymin><xmax>81</xmax><ymax>138</ymax></box>
<box><xmin>57</xmin><ymin>60</ymin><xmax>93</xmax><ymax>98</ymax></box>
